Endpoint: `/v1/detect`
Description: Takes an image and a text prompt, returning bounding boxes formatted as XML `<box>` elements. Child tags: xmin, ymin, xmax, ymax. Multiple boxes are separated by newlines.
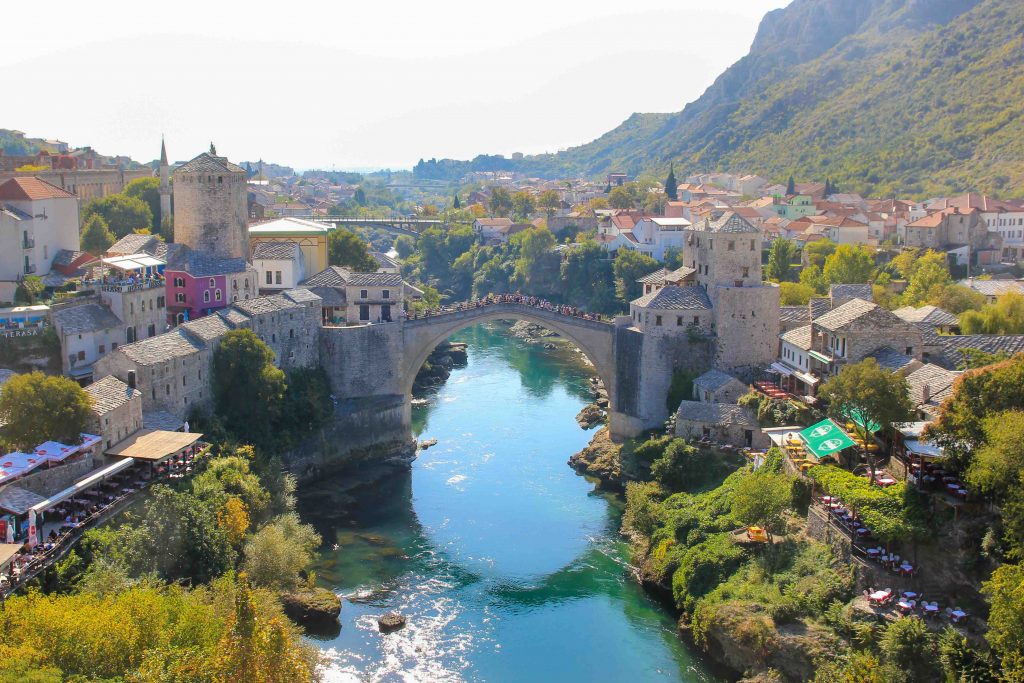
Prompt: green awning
<box><xmin>798</xmin><ymin>419</ymin><xmax>856</xmax><ymax>459</ymax></box>
<box><xmin>842</xmin><ymin>407</ymin><xmax>881</xmax><ymax>433</ymax></box>
<box><xmin>808</xmin><ymin>350</ymin><xmax>832</xmax><ymax>364</ymax></box>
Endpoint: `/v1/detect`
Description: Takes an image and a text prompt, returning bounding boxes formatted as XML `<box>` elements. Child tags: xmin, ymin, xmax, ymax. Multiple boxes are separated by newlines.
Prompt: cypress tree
<box><xmin>453</xmin><ymin>193</ymin><xmax>461</xmax><ymax>209</ymax></box>
<box><xmin>605</xmin><ymin>182</ymin><xmax>612</xmax><ymax>194</ymax></box>
<box><xmin>664</xmin><ymin>163</ymin><xmax>678</xmax><ymax>201</ymax></box>
<box><xmin>786</xmin><ymin>175</ymin><xmax>795</xmax><ymax>195</ymax></box>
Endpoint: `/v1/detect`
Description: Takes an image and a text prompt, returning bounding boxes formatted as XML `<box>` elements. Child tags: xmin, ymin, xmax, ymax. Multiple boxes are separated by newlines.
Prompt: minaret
<box><xmin>159</xmin><ymin>137</ymin><xmax>171</xmax><ymax>225</ymax></box>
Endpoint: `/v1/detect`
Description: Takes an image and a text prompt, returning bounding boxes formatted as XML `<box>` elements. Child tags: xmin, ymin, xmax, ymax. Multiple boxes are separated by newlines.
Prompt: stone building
<box><xmin>52</xmin><ymin>302</ymin><xmax>125</xmax><ymax>381</ymax></box>
<box><xmin>674</xmin><ymin>401</ymin><xmax>767</xmax><ymax>449</ymax></box>
<box><xmin>252</xmin><ymin>241</ymin><xmax>305</xmax><ymax>293</ymax></box>
<box><xmin>172</xmin><ymin>150</ymin><xmax>249</xmax><ymax>261</ymax></box>
<box><xmin>669</xmin><ymin>210</ymin><xmax>780</xmax><ymax>371</ymax></box>
<box><xmin>692</xmin><ymin>368</ymin><xmax>748</xmax><ymax>404</ymax></box>
<box><xmin>159</xmin><ymin>138</ymin><xmax>171</xmax><ymax>225</ymax></box>
<box><xmin>301</xmin><ymin>266</ymin><xmax>416</xmax><ymax>325</ymax></box>
<box><xmin>93</xmin><ymin>289</ymin><xmax>321</xmax><ymax>419</ymax></box>
<box><xmin>84</xmin><ymin>375</ymin><xmax>143</xmax><ymax>451</ymax></box>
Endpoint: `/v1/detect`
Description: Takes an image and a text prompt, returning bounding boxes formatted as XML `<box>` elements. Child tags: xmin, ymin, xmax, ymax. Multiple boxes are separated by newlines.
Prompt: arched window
<box><xmin>203</xmin><ymin>291</ymin><xmax>211</xmax><ymax>303</ymax></box>
<box><xmin>215</xmin><ymin>289</ymin><xmax>222</xmax><ymax>301</ymax></box>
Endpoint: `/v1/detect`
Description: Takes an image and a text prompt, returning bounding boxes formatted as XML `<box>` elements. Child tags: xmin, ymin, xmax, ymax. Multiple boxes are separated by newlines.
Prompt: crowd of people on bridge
<box><xmin>407</xmin><ymin>293</ymin><xmax>606</xmax><ymax>322</ymax></box>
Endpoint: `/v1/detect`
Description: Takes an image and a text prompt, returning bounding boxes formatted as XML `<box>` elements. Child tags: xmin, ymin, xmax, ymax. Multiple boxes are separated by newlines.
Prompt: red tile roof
<box><xmin>0</xmin><ymin>176</ymin><xmax>77</xmax><ymax>201</ymax></box>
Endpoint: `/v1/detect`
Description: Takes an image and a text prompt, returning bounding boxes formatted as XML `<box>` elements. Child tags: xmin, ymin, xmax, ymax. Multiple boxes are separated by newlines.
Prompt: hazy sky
<box><xmin>1</xmin><ymin>0</ymin><xmax>788</xmax><ymax>170</ymax></box>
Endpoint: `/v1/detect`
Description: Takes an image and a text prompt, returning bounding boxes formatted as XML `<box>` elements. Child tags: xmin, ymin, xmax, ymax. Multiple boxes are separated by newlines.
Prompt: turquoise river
<box><xmin>298</xmin><ymin>323</ymin><xmax>720</xmax><ymax>682</ymax></box>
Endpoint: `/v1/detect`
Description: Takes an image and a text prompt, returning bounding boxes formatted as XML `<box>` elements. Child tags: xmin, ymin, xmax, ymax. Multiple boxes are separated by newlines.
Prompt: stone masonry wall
<box><xmin>712</xmin><ymin>283</ymin><xmax>780</xmax><ymax>375</ymax></box>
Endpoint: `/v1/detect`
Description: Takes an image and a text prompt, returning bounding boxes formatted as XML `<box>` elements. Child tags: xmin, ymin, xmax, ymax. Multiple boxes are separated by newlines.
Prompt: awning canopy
<box><xmin>29</xmin><ymin>458</ymin><xmax>136</xmax><ymax>514</ymax></box>
<box><xmin>793</xmin><ymin>370</ymin><xmax>819</xmax><ymax>386</ymax></box>
<box><xmin>0</xmin><ymin>485</ymin><xmax>47</xmax><ymax>515</ymax></box>
<box><xmin>904</xmin><ymin>438</ymin><xmax>945</xmax><ymax>458</ymax></box>
<box><xmin>0</xmin><ymin>543</ymin><xmax>22</xmax><ymax>567</ymax></box>
<box><xmin>808</xmin><ymin>350</ymin><xmax>832</xmax><ymax>364</ymax></box>
<box><xmin>798</xmin><ymin>419</ymin><xmax>856</xmax><ymax>459</ymax></box>
<box><xmin>105</xmin><ymin>429</ymin><xmax>203</xmax><ymax>462</ymax></box>
<box><xmin>0</xmin><ymin>452</ymin><xmax>46</xmax><ymax>484</ymax></box>
<box><xmin>769</xmin><ymin>362</ymin><xmax>793</xmax><ymax>376</ymax></box>
<box><xmin>842</xmin><ymin>406</ymin><xmax>882</xmax><ymax>433</ymax></box>
<box><xmin>33</xmin><ymin>440</ymin><xmax>77</xmax><ymax>462</ymax></box>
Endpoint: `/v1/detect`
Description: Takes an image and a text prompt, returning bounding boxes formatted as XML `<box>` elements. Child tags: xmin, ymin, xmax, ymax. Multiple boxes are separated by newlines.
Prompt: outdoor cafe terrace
<box><xmin>0</xmin><ymin>430</ymin><xmax>205</xmax><ymax>599</ymax></box>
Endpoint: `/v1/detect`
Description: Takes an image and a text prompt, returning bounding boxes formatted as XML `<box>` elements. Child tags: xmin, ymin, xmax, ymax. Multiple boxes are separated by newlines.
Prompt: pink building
<box><xmin>164</xmin><ymin>251</ymin><xmax>255</xmax><ymax>325</ymax></box>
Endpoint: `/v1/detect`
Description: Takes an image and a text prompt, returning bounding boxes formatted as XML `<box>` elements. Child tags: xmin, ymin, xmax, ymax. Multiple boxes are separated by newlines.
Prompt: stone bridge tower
<box><xmin>171</xmin><ymin>146</ymin><xmax>249</xmax><ymax>260</ymax></box>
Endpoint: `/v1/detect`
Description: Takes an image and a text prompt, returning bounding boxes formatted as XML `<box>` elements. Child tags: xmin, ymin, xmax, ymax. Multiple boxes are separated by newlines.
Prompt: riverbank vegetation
<box><xmin>605</xmin><ymin>411</ymin><xmax>1021</xmax><ymax>682</ymax></box>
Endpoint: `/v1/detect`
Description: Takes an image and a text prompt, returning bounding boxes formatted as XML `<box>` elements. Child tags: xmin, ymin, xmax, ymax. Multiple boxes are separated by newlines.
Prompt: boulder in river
<box><xmin>378</xmin><ymin>612</ymin><xmax>407</xmax><ymax>632</ymax></box>
<box><xmin>280</xmin><ymin>588</ymin><xmax>342</xmax><ymax>629</ymax></box>
<box><xmin>419</xmin><ymin>438</ymin><xmax>438</xmax><ymax>450</ymax></box>
<box><xmin>576</xmin><ymin>403</ymin><xmax>606</xmax><ymax>429</ymax></box>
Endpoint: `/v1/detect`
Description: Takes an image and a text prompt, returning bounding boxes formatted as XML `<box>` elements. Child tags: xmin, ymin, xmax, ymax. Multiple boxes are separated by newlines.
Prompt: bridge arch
<box><xmin>400</xmin><ymin>303</ymin><xmax>619</xmax><ymax>417</ymax></box>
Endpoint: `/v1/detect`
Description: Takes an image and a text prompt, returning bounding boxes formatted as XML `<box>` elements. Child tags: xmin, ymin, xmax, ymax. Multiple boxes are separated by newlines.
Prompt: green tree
<box><xmin>960</xmin><ymin>291</ymin><xmax>1024</xmax><ymax>335</ymax></box>
<box><xmin>0</xmin><ymin>372</ymin><xmax>92</xmax><ymax>450</ymax></box>
<box><xmin>353</xmin><ymin>187</ymin><xmax>366</xmax><ymax>205</ymax></box>
<box><xmin>393</xmin><ymin>234</ymin><xmax>415</xmax><ymax>259</ymax></box>
<box><xmin>327</xmin><ymin>228</ymin><xmax>378</xmax><ymax>271</ymax></box>
<box><xmin>731</xmin><ymin>470</ymin><xmax>792</xmax><ymax>539</ymax></box>
<box><xmin>613</xmin><ymin>249</ymin><xmax>659</xmax><ymax>304</ymax></box>
<box><xmin>822</xmin><ymin>244</ymin><xmax>875</xmax><ymax>285</ymax></box>
<box><xmin>511</xmin><ymin>191</ymin><xmax>536</xmax><ymax>220</ymax></box>
<box><xmin>212</xmin><ymin>330</ymin><xmax>287</xmax><ymax>444</ymax></box>
<box><xmin>664</xmin><ymin>164</ymin><xmax>678</xmax><ymax>201</ymax></box>
<box><xmin>191</xmin><ymin>452</ymin><xmax>272</xmax><ymax>524</ymax></box>
<box><xmin>955</xmin><ymin>347</ymin><xmax>1009</xmax><ymax>370</ymax></box>
<box><xmin>80</xmin><ymin>213</ymin><xmax>116</xmax><ymax>254</ymax></box>
<box><xmin>123</xmin><ymin>177</ymin><xmax>162</xmax><ymax>228</ymax></box>
<box><xmin>452</xmin><ymin>193</ymin><xmax>461</xmax><ymax>209</ymax></box>
<box><xmin>279</xmin><ymin>367</ymin><xmax>333</xmax><ymax>443</ymax></box>
<box><xmin>804</xmin><ymin>239</ymin><xmax>837</xmax><ymax>269</ymax></box>
<box><xmin>799</xmin><ymin>264</ymin><xmax>827</xmax><ymax>294</ymax></box>
<box><xmin>931</xmin><ymin>283</ymin><xmax>986</xmax><ymax>314</ymax></box>
<box><xmin>879</xmin><ymin>617</ymin><xmax>940</xmax><ymax>683</ymax></box>
<box><xmin>786</xmin><ymin>175</ymin><xmax>795</xmax><ymax>195</ymax></box>
<box><xmin>560</xmin><ymin>240</ymin><xmax>616</xmax><ymax>312</ymax></box>
<box><xmin>510</xmin><ymin>227</ymin><xmax>557</xmax><ymax>292</ymax></box>
<box><xmin>242</xmin><ymin>513</ymin><xmax>321</xmax><ymax>590</ymax></box>
<box><xmin>82</xmin><ymin>193</ymin><xmax>153</xmax><ymax>238</ymax></box>
<box><xmin>930</xmin><ymin>354</ymin><xmax>1024</xmax><ymax>471</ymax></box>
<box><xmin>766</xmin><ymin>238</ymin><xmax>798</xmax><ymax>281</ymax></box>
<box><xmin>819</xmin><ymin>358</ymin><xmax>914</xmax><ymax>483</ymax></box>
<box><xmin>982</xmin><ymin>563</ymin><xmax>1024</xmax><ymax>677</ymax></box>
<box><xmin>537</xmin><ymin>190</ymin><xmax>560</xmax><ymax>214</ymax></box>
<box><xmin>489</xmin><ymin>187</ymin><xmax>512</xmax><ymax>217</ymax></box>
<box><xmin>609</xmin><ymin>185</ymin><xmax>635</xmax><ymax>210</ymax></box>
<box><xmin>779</xmin><ymin>281</ymin><xmax>816</xmax><ymax>305</ymax></box>
<box><xmin>900</xmin><ymin>250</ymin><xmax>951</xmax><ymax>306</ymax></box>
<box><xmin>14</xmin><ymin>275</ymin><xmax>45</xmax><ymax>304</ymax></box>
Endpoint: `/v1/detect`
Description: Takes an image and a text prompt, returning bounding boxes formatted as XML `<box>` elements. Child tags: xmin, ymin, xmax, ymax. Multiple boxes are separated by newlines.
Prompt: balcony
<box><xmin>22</xmin><ymin>238</ymin><xmax>35</xmax><ymax>249</ymax></box>
<box><xmin>23</xmin><ymin>264</ymin><xmax>36</xmax><ymax>275</ymax></box>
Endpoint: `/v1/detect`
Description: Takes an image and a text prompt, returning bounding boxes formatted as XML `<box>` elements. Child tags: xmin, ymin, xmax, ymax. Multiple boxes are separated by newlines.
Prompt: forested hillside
<box><xmin>422</xmin><ymin>0</ymin><xmax>1024</xmax><ymax>198</ymax></box>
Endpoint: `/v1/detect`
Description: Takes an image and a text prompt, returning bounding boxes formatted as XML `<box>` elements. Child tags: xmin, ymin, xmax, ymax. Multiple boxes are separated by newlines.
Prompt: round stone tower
<box><xmin>171</xmin><ymin>147</ymin><xmax>249</xmax><ymax>260</ymax></box>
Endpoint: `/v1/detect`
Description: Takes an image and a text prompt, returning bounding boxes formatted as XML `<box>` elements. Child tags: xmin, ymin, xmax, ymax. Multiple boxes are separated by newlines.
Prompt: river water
<box><xmin>299</xmin><ymin>323</ymin><xmax>718</xmax><ymax>683</ymax></box>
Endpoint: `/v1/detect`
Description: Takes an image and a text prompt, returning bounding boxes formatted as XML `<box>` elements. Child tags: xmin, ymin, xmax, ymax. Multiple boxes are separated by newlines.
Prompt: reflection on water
<box><xmin>299</xmin><ymin>324</ymin><xmax>718</xmax><ymax>682</ymax></box>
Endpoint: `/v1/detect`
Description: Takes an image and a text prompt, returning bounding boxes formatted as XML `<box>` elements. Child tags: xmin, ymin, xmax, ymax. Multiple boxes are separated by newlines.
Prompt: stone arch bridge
<box><xmin>318</xmin><ymin>301</ymin><xmax>711</xmax><ymax>453</ymax></box>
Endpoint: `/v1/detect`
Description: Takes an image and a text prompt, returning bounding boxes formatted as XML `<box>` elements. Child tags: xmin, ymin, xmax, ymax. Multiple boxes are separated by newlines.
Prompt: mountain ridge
<box><xmin>419</xmin><ymin>0</ymin><xmax>1024</xmax><ymax>198</ymax></box>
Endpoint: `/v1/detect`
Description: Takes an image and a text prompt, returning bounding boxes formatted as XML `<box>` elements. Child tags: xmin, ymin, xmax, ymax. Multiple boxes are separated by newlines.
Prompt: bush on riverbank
<box><xmin>0</xmin><ymin>574</ymin><xmax>320</xmax><ymax>682</ymax></box>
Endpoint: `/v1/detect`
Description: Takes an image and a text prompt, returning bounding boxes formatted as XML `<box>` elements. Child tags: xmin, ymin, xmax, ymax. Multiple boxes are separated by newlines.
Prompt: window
<box><xmin>148</xmin><ymin>324</ymin><xmax>156</xmax><ymax>337</ymax></box>
<box><xmin>728</xmin><ymin>240</ymin><xmax>735</xmax><ymax>251</ymax></box>
<box><xmin>750</xmin><ymin>239</ymin><xmax>755</xmax><ymax>251</ymax></box>
<box><xmin>112</xmin><ymin>342</ymin><xmax>117</xmax><ymax>350</ymax></box>
<box><xmin>183</xmin><ymin>376</ymin><xmax>187</xmax><ymax>386</ymax></box>
<box><xmin>742</xmin><ymin>267</ymin><xmax>749</xmax><ymax>278</ymax></box>
<box><xmin>129</xmin><ymin>302</ymin><xmax>134</xmax><ymax>314</ymax></box>
<box><xmin>676</xmin><ymin>316</ymin><xmax>683</xmax><ymax>326</ymax></box>
<box><xmin>289</xmin><ymin>329</ymin><xmax>294</xmax><ymax>338</ymax></box>
<box><xmin>275</xmin><ymin>271</ymin><xmax>282</xmax><ymax>285</ymax></box>
<box><xmin>655</xmin><ymin>315</ymin><xmax>662</xmax><ymax>326</ymax></box>
<box><xmin>166</xmin><ymin>384</ymin><xmax>170</xmax><ymax>396</ymax></box>
<box><xmin>693</xmin><ymin>315</ymin><xmax>700</xmax><ymax>325</ymax></box>
<box><xmin>360</xmin><ymin>289</ymin><xmax>368</xmax><ymax>299</ymax></box>
<box><xmin>157</xmin><ymin>296</ymin><xmax>165</xmax><ymax>308</ymax></box>
<box><xmin>382</xmin><ymin>290</ymin><xmax>390</xmax><ymax>299</ymax></box>
<box><xmin>98</xmin><ymin>344</ymin><xmax>105</xmax><ymax>354</ymax></box>
<box><xmin>209</xmin><ymin>278</ymin><xmax>216</xmax><ymax>287</ymax></box>
<box><xmin>175</xmin><ymin>293</ymin><xmax>186</xmax><ymax>303</ymax></box>
<box><xmin>266</xmin><ymin>270</ymin><xmax>273</xmax><ymax>285</ymax></box>
<box><xmin>215</xmin><ymin>289</ymin><xmax>222</xmax><ymax>301</ymax></box>
<box><xmin>173</xmin><ymin>277</ymin><xmax>185</xmax><ymax>288</ymax></box>
<box><xmin>126</xmin><ymin>327</ymin><xmax>136</xmax><ymax>343</ymax></box>
<box><xmin>203</xmin><ymin>291</ymin><xmax>211</xmax><ymax>303</ymax></box>
<box><xmin>905</xmin><ymin>346</ymin><xmax>913</xmax><ymax>355</ymax></box>
<box><xmin>709</xmin><ymin>239</ymin><xmax>713</xmax><ymax>250</ymax></box>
